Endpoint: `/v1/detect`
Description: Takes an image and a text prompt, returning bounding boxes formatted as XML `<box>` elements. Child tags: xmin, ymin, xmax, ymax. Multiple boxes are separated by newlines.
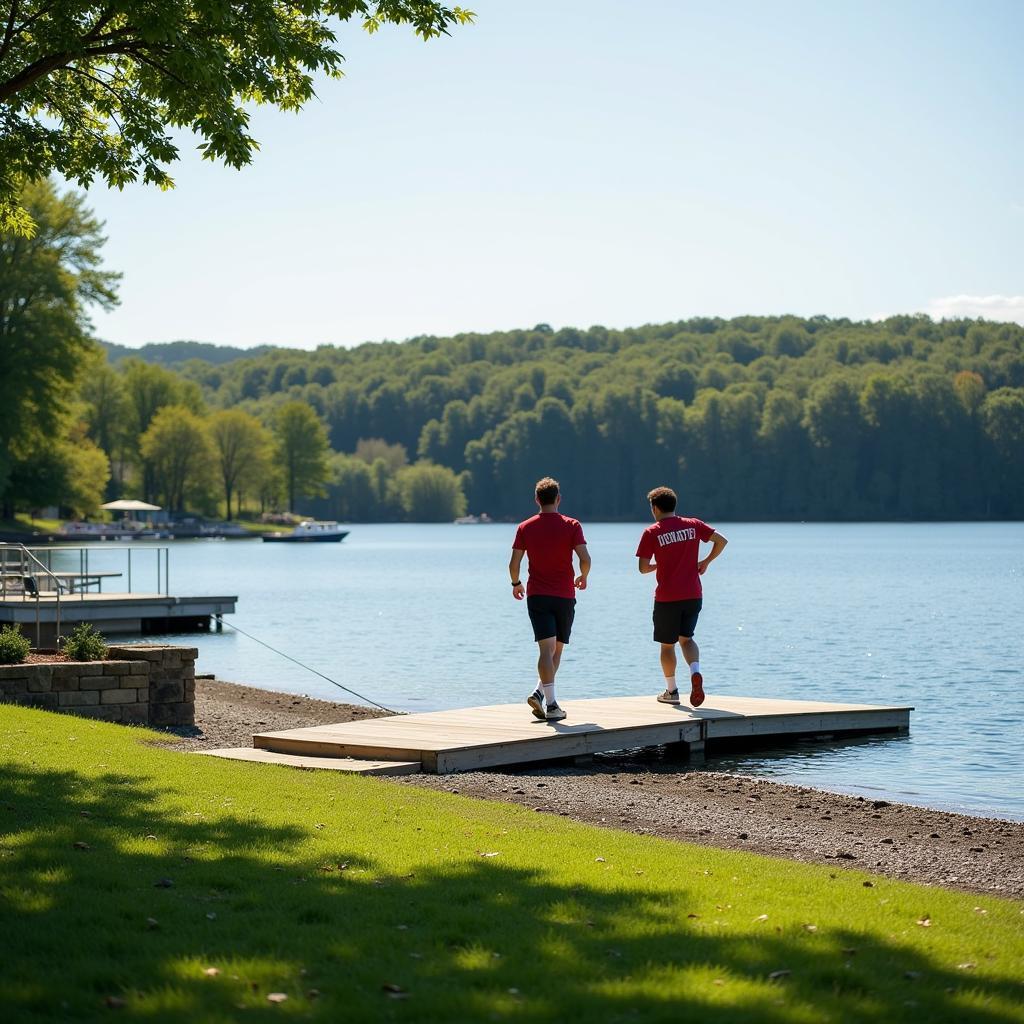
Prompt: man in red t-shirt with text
<box><xmin>509</xmin><ymin>476</ymin><xmax>591</xmax><ymax>721</ymax></box>
<box><xmin>636</xmin><ymin>486</ymin><xmax>728</xmax><ymax>707</ymax></box>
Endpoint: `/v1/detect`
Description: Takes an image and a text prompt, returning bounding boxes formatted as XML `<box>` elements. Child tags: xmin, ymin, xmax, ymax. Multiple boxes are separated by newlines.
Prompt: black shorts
<box><xmin>527</xmin><ymin>595</ymin><xmax>576</xmax><ymax>644</ymax></box>
<box><xmin>653</xmin><ymin>598</ymin><xmax>702</xmax><ymax>644</ymax></box>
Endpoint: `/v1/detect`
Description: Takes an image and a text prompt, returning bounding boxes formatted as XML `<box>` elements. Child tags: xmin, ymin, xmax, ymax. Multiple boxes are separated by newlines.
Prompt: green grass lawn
<box><xmin>0</xmin><ymin>516</ymin><xmax>63</xmax><ymax>534</ymax></box>
<box><xmin>1</xmin><ymin>706</ymin><xmax>1021</xmax><ymax>1023</ymax></box>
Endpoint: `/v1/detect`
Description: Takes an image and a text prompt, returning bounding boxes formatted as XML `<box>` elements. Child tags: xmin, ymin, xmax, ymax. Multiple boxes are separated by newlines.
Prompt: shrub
<box><xmin>61</xmin><ymin>623</ymin><xmax>108</xmax><ymax>662</ymax></box>
<box><xmin>0</xmin><ymin>624</ymin><xmax>31</xmax><ymax>665</ymax></box>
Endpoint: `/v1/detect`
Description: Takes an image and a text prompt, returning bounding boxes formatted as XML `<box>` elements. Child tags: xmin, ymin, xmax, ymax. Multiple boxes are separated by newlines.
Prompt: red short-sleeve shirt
<box><xmin>636</xmin><ymin>516</ymin><xmax>715</xmax><ymax>602</ymax></box>
<box><xmin>513</xmin><ymin>513</ymin><xmax>586</xmax><ymax>599</ymax></box>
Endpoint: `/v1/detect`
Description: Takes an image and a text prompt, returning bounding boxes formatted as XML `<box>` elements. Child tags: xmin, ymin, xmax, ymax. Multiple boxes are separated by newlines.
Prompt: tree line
<box><xmin>3</xmin><ymin>181</ymin><xmax>1023</xmax><ymax>523</ymax></box>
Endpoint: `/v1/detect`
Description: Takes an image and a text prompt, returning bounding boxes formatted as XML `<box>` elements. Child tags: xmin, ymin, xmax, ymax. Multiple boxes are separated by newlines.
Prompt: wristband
<box><xmin>511</xmin><ymin>580</ymin><xmax>522</xmax><ymax>586</ymax></box>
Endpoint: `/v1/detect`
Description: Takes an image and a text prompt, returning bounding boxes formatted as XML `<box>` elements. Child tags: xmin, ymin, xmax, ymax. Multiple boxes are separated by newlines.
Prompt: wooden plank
<box><xmin>252</xmin><ymin>694</ymin><xmax>914</xmax><ymax>775</ymax></box>
<box><xmin>197</xmin><ymin>747</ymin><xmax>420</xmax><ymax>776</ymax></box>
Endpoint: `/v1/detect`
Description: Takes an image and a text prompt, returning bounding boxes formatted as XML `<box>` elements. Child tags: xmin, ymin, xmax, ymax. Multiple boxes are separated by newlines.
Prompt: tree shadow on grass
<box><xmin>0</xmin><ymin>760</ymin><xmax>1021</xmax><ymax>1023</ymax></box>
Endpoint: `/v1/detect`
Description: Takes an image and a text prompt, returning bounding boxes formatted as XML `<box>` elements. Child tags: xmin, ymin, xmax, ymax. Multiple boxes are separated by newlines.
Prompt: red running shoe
<box><xmin>689</xmin><ymin>672</ymin><xmax>705</xmax><ymax>707</ymax></box>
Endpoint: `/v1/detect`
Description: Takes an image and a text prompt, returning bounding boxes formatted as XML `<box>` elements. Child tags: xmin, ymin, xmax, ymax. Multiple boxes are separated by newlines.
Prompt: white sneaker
<box><xmin>527</xmin><ymin>689</ymin><xmax>545</xmax><ymax>721</ymax></box>
<box><xmin>656</xmin><ymin>689</ymin><xmax>680</xmax><ymax>704</ymax></box>
<box><xmin>545</xmin><ymin>703</ymin><xmax>567</xmax><ymax>721</ymax></box>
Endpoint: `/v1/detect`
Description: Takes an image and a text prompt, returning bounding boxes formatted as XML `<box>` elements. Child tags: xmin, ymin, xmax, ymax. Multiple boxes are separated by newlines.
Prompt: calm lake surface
<box><xmin>69</xmin><ymin>522</ymin><xmax>1024</xmax><ymax>820</ymax></box>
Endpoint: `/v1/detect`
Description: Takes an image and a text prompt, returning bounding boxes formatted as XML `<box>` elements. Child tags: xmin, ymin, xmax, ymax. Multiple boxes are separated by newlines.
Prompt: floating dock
<box><xmin>1</xmin><ymin>542</ymin><xmax>237</xmax><ymax>644</ymax></box>
<box><xmin>202</xmin><ymin>694</ymin><xmax>912</xmax><ymax>776</ymax></box>
<box><xmin>0</xmin><ymin>591</ymin><xmax>237</xmax><ymax>645</ymax></box>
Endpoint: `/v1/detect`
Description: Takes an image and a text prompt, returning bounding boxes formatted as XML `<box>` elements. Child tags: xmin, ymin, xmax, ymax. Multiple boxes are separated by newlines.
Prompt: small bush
<box><xmin>0</xmin><ymin>624</ymin><xmax>31</xmax><ymax>664</ymax></box>
<box><xmin>61</xmin><ymin>623</ymin><xmax>108</xmax><ymax>662</ymax></box>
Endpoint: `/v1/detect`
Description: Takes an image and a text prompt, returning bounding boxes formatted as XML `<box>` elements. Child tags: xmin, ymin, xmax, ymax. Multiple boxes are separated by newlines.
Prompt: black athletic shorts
<box><xmin>652</xmin><ymin>598</ymin><xmax>702</xmax><ymax>644</ymax></box>
<box><xmin>527</xmin><ymin>595</ymin><xmax>576</xmax><ymax>644</ymax></box>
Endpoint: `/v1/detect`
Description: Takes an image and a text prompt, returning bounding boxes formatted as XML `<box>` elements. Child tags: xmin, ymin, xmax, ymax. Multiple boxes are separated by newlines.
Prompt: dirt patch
<box><xmin>22</xmin><ymin>651</ymin><xmax>72</xmax><ymax>664</ymax></box>
<box><xmin>157</xmin><ymin>678</ymin><xmax>1024</xmax><ymax>899</ymax></box>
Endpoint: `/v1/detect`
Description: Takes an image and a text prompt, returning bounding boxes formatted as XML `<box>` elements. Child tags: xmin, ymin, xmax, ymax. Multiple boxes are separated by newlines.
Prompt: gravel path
<box><xmin>159</xmin><ymin>678</ymin><xmax>1024</xmax><ymax>899</ymax></box>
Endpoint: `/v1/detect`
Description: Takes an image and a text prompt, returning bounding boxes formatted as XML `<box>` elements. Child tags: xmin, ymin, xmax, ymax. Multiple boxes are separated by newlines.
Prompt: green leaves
<box><xmin>0</xmin><ymin>2</ymin><xmax>475</xmax><ymax>234</ymax></box>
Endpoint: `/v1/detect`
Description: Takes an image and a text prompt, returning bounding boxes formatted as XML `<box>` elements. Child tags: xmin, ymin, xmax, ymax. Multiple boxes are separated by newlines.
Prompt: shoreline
<box><xmin>161</xmin><ymin>677</ymin><xmax>1024</xmax><ymax>900</ymax></box>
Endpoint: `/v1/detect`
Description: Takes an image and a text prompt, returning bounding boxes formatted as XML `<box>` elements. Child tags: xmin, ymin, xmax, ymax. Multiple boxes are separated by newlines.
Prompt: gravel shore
<box><xmin>160</xmin><ymin>677</ymin><xmax>1024</xmax><ymax>899</ymax></box>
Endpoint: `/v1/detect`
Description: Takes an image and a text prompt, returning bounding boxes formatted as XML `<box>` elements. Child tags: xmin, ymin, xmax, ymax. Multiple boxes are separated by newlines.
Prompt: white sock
<box><xmin>663</xmin><ymin>675</ymin><xmax>677</xmax><ymax>693</ymax></box>
<box><xmin>689</xmin><ymin>661</ymin><xmax>701</xmax><ymax>678</ymax></box>
<box><xmin>542</xmin><ymin>683</ymin><xmax>556</xmax><ymax>705</ymax></box>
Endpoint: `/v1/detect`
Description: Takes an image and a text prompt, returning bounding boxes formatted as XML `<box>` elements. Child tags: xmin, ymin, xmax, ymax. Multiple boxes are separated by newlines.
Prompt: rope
<box><xmin>220</xmin><ymin>620</ymin><xmax>394</xmax><ymax>713</ymax></box>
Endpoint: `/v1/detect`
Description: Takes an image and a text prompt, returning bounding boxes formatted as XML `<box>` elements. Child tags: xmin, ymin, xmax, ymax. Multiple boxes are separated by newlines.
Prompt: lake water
<box><xmin>61</xmin><ymin>523</ymin><xmax>1024</xmax><ymax>821</ymax></box>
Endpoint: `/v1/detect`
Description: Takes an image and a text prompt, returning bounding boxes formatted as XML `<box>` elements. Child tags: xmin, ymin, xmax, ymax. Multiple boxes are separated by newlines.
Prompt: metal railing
<box><xmin>0</xmin><ymin>543</ymin><xmax>65</xmax><ymax>645</ymax></box>
<box><xmin>0</xmin><ymin>543</ymin><xmax>171</xmax><ymax>646</ymax></box>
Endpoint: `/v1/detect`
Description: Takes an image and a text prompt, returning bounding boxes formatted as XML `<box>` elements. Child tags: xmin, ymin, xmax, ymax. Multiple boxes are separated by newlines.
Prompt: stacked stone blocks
<box><xmin>0</xmin><ymin>644</ymin><xmax>197</xmax><ymax>726</ymax></box>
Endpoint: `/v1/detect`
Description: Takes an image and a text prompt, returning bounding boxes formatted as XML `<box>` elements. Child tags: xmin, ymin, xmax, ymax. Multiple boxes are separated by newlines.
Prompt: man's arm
<box><xmin>509</xmin><ymin>549</ymin><xmax>526</xmax><ymax>600</ymax></box>
<box><xmin>697</xmin><ymin>531</ymin><xmax>728</xmax><ymax>575</ymax></box>
<box><xmin>638</xmin><ymin>557</ymin><xmax>657</xmax><ymax>574</ymax></box>
<box><xmin>574</xmin><ymin>543</ymin><xmax>591</xmax><ymax>590</ymax></box>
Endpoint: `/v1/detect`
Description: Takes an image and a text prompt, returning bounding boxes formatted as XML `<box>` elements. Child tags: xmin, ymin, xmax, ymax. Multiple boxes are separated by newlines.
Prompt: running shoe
<box><xmin>527</xmin><ymin>688</ymin><xmax>545</xmax><ymax>721</ymax></box>
<box><xmin>657</xmin><ymin>688</ymin><xmax>681</xmax><ymax>704</ymax></box>
<box><xmin>545</xmin><ymin>703</ymin><xmax>567</xmax><ymax>721</ymax></box>
<box><xmin>689</xmin><ymin>672</ymin><xmax>705</xmax><ymax>707</ymax></box>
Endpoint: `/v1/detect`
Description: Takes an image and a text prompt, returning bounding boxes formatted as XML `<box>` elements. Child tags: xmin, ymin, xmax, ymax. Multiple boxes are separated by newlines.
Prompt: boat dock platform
<box><xmin>1</xmin><ymin>542</ymin><xmax>236</xmax><ymax>645</ymax></box>
<box><xmin>202</xmin><ymin>694</ymin><xmax>912</xmax><ymax>777</ymax></box>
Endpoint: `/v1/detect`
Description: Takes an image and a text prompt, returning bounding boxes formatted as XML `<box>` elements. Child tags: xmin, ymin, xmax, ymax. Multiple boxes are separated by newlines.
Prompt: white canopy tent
<box><xmin>100</xmin><ymin>499</ymin><xmax>162</xmax><ymax>512</ymax></box>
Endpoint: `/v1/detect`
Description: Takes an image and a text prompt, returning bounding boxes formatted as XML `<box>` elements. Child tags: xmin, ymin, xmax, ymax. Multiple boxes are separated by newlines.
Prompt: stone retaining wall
<box><xmin>0</xmin><ymin>644</ymin><xmax>196</xmax><ymax>726</ymax></box>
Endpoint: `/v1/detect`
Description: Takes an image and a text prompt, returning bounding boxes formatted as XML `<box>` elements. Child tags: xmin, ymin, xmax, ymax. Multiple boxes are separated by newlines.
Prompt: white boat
<box><xmin>262</xmin><ymin>520</ymin><xmax>350</xmax><ymax>543</ymax></box>
<box><xmin>454</xmin><ymin>513</ymin><xmax>493</xmax><ymax>525</ymax></box>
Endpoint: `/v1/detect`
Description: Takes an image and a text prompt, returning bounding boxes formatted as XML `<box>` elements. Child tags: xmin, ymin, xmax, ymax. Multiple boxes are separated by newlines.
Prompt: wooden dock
<box><xmin>0</xmin><ymin>592</ymin><xmax>237</xmax><ymax>645</ymax></box>
<box><xmin>202</xmin><ymin>694</ymin><xmax>912</xmax><ymax>776</ymax></box>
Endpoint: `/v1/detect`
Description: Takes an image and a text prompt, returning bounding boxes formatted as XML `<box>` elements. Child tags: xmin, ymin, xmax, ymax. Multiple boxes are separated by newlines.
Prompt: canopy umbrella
<box><xmin>100</xmin><ymin>499</ymin><xmax>162</xmax><ymax>512</ymax></box>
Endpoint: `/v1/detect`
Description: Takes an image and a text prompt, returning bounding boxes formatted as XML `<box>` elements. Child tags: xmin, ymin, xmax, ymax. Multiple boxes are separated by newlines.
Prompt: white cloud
<box><xmin>926</xmin><ymin>294</ymin><xmax>1024</xmax><ymax>325</ymax></box>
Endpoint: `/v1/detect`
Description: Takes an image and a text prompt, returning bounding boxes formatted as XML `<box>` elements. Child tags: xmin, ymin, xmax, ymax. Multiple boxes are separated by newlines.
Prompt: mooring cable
<box><xmin>220</xmin><ymin>620</ymin><xmax>394</xmax><ymax>713</ymax></box>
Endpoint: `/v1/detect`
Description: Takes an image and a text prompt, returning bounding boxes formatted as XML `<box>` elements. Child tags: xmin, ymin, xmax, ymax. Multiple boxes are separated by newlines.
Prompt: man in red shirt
<box><xmin>509</xmin><ymin>477</ymin><xmax>591</xmax><ymax>721</ymax></box>
<box><xmin>636</xmin><ymin>486</ymin><xmax>728</xmax><ymax>707</ymax></box>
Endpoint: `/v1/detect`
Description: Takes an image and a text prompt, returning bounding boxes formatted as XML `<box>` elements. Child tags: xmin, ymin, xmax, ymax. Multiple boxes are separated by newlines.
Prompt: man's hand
<box><xmin>697</xmin><ymin>558</ymin><xmax>709</xmax><ymax>575</ymax></box>
<box><xmin>512</xmin><ymin>583</ymin><xmax>525</xmax><ymax>600</ymax></box>
<box><xmin>574</xmin><ymin>575</ymin><xmax>588</xmax><ymax>591</ymax></box>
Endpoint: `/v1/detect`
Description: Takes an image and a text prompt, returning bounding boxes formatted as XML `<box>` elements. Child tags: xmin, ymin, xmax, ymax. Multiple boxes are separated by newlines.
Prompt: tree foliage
<box><xmin>273</xmin><ymin>400</ymin><xmax>330</xmax><ymax>512</ymax></box>
<box><xmin>0</xmin><ymin>1</ymin><xmax>474</xmax><ymax>234</ymax></box>
<box><xmin>208</xmin><ymin>409</ymin><xmax>273</xmax><ymax>519</ymax></box>
<box><xmin>0</xmin><ymin>178</ymin><xmax>117</xmax><ymax>514</ymax></box>
<box><xmin>139</xmin><ymin>404</ymin><xmax>214</xmax><ymax>512</ymax></box>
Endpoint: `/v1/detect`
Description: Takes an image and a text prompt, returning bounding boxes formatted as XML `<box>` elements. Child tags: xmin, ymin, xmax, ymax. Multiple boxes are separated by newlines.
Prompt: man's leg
<box><xmin>551</xmin><ymin>640</ymin><xmax>565</xmax><ymax>679</ymax></box>
<box><xmin>537</xmin><ymin>636</ymin><xmax>557</xmax><ymax>688</ymax></box>
<box><xmin>681</xmin><ymin>635</ymin><xmax>704</xmax><ymax>706</ymax></box>
<box><xmin>659</xmin><ymin>643</ymin><xmax>677</xmax><ymax>687</ymax></box>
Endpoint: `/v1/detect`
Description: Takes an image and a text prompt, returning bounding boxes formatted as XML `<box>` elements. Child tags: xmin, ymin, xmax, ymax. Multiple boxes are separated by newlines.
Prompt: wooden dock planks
<box><xmin>197</xmin><ymin>747</ymin><xmax>420</xmax><ymax>776</ymax></box>
<box><xmin>252</xmin><ymin>694</ymin><xmax>912</xmax><ymax>775</ymax></box>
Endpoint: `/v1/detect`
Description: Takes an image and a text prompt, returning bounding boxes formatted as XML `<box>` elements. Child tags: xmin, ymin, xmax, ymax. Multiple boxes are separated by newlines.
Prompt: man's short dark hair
<box><xmin>647</xmin><ymin>486</ymin><xmax>677</xmax><ymax>513</ymax></box>
<box><xmin>535</xmin><ymin>477</ymin><xmax>560</xmax><ymax>504</ymax></box>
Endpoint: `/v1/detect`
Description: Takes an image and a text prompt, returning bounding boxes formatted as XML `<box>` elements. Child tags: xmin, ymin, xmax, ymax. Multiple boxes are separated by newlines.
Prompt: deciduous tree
<box><xmin>0</xmin><ymin>1</ymin><xmax>474</xmax><ymax>234</ymax></box>
<box><xmin>0</xmin><ymin>178</ymin><xmax>117</xmax><ymax>515</ymax></box>
<box><xmin>273</xmin><ymin>401</ymin><xmax>330</xmax><ymax>512</ymax></box>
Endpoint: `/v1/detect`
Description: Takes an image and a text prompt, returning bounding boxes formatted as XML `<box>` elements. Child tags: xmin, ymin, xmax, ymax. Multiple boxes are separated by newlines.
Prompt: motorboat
<box><xmin>262</xmin><ymin>520</ymin><xmax>350</xmax><ymax>543</ymax></box>
<box><xmin>453</xmin><ymin>513</ymin><xmax>493</xmax><ymax>525</ymax></box>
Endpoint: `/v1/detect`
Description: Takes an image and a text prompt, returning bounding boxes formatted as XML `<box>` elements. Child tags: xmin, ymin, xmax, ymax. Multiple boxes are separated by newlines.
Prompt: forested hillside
<box><xmin>127</xmin><ymin>315</ymin><xmax>1024</xmax><ymax>521</ymax></box>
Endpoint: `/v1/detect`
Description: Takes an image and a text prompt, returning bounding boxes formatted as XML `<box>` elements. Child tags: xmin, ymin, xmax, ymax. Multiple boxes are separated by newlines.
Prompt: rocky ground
<box><xmin>159</xmin><ymin>677</ymin><xmax>1024</xmax><ymax>900</ymax></box>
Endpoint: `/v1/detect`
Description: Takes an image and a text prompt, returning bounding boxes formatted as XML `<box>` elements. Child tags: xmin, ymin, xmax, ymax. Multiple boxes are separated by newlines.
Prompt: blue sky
<box><xmin>78</xmin><ymin>0</ymin><xmax>1023</xmax><ymax>349</ymax></box>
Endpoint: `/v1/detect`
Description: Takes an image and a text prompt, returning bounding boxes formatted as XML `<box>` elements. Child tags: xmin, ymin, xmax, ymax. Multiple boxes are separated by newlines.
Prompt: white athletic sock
<box><xmin>542</xmin><ymin>683</ymin><xmax>556</xmax><ymax>705</ymax></box>
<box><xmin>689</xmin><ymin>661</ymin><xmax>701</xmax><ymax>678</ymax></box>
<box><xmin>663</xmin><ymin>675</ymin><xmax>677</xmax><ymax>693</ymax></box>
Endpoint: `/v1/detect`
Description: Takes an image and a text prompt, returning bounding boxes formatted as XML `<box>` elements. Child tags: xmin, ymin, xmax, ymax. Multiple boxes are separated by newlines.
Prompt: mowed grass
<box><xmin>1</xmin><ymin>706</ymin><xmax>1021</xmax><ymax>1023</ymax></box>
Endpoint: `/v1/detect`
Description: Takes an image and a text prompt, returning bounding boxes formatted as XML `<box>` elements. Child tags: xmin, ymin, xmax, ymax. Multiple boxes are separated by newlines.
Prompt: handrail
<box><xmin>0</xmin><ymin>542</ymin><xmax>63</xmax><ymax>646</ymax></box>
<box><xmin>16</xmin><ymin>543</ymin><xmax>170</xmax><ymax>597</ymax></box>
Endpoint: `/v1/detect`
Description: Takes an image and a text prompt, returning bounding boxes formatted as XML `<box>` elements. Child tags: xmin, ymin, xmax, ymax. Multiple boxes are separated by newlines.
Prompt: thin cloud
<box><xmin>927</xmin><ymin>295</ymin><xmax>1024</xmax><ymax>325</ymax></box>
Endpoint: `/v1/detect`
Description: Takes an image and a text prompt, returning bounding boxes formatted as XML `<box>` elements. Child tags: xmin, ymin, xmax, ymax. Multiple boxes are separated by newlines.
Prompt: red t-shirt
<box><xmin>635</xmin><ymin>516</ymin><xmax>715</xmax><ymax>602</ymax></box>
<box><xmin>513</xmin><ymin>513</ymin><xmax>586</xmax><ymax>599</ymax></box>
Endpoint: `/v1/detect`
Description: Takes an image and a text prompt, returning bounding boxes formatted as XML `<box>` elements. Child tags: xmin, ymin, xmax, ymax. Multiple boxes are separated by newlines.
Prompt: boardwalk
<box><xmin>203</xmin><ymin>694</ymin><xmax>912</xmax><ymax>776</ymax></box>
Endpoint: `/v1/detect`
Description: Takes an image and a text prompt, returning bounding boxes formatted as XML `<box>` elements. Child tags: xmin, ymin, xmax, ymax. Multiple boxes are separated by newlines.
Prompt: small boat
<box><xmin>262</xmin><ymin>520</ymin><xmax>350</xmax><ymax>543</ymax></box>
<box><xmin>454</xmin><ymin>513</ymin><xmax>493</xmax><ymax>525</ymax></box>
